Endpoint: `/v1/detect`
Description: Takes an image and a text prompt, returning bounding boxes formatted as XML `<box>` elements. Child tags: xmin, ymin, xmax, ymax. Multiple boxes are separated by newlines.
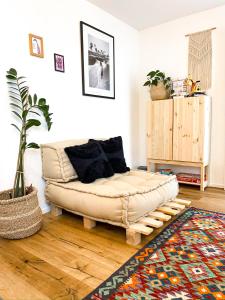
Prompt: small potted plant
<box><xmin>143</xmin><ymin>70</ymin><xmax>173</xmax><ymax>100</ymax></box>
<box><xmin>0</xmin><ymin>68</ymin><xmax>53</xmax><ymax>239</ymax></box>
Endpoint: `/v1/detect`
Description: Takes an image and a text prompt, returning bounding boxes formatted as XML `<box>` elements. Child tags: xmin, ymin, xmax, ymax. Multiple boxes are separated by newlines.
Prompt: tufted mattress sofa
<box><xmin>41</xmin><ymin>139</ymin><xmax>179</xmax><ymax>228</ymax></box>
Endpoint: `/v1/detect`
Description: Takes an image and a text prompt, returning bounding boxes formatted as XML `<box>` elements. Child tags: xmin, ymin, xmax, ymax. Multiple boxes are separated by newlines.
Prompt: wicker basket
<box><xmin>0</xmin><ymin>187</ymin><xmax>42</xmax><ymax>239</ymax></box>
<box><xmin>150</xmin><ymin>82</ymin><xmax>170</xmax><ymax>100</ymax></box>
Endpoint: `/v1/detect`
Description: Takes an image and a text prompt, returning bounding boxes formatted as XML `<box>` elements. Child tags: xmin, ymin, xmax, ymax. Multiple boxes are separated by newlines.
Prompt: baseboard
<box><xmin>208</xmin><ymin>183</ymin><xmax>225</xmax><ymax>189</ymax></box>
<box><xmin>41</xmin><ymin>204</ymin><xmax>50</xmax><ymax>214</ymax></box>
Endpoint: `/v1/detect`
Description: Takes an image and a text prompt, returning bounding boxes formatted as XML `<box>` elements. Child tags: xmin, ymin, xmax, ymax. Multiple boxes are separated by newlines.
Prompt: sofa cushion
<box><xmin>41</xmin><ymin>139</ymin><xmax>89</xmax><ymax>182</ymax></box>
<box><xmin>45</xmin><ymin>170</ymin><xmax>178</xmax><ymax>226</ymax></box>
<box><xmin>65</xmin><ymin>141</ymin><xmax>114</xmax><ymax>183</ymax></box>
<box><xmin>89</xmin><ymin>136</ymin><xmax>130</xmax><ymax>173</ymax></box>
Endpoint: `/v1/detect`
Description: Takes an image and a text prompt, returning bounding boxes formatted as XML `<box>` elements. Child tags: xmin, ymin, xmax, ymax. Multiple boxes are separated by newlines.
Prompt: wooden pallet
<box><xmin>51</xmin><ymin>198</ymin><xmax>191</xmax><ymax>246</ymax></box>
<box><xmin>126</xmin><ymin>198</ymin><xmax>191</xmax><ymax>246</ymax></box>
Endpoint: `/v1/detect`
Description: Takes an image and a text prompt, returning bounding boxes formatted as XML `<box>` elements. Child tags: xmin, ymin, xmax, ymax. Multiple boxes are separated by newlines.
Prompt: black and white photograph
<box><xmin>80</xmin><ymin>21</ymin><xmax>115</xmax><ymax>99</ymax></box>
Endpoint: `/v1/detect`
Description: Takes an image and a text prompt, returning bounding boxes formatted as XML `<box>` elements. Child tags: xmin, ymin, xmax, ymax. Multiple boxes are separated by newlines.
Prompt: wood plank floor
<box><xmin>0</xmin><ymin>186</ymin><xmax>225</xmax><ymax>300</ymax></box>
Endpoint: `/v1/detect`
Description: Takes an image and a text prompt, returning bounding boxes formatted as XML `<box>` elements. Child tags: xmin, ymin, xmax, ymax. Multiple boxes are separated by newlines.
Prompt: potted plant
<box><xmin>143</xmin><ymin>70</ymin><xmax>173</xmax><ymax>100</ymax></box>
<box><xmin>0</xmin><ymin>68</ymin><xmax>53</xmax><ymax>239</ymax></box>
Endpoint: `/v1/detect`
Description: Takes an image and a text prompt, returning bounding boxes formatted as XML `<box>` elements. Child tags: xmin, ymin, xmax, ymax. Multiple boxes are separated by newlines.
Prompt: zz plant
<box><xmin>143</xmin><ymin>69</ymin><xmax>172</xmax><ymax>91</ymax></box>
<box><xmin>6</xmin><ymin>68</ymin><xmax>53</xmax><ymax>198</ymax></box>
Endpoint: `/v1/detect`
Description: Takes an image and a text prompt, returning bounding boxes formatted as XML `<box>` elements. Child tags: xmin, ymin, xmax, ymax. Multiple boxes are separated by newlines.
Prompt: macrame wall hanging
<box><xmin>187</xmin><ymin>28</ymin><xmax>214</xmax><ymax>91</ymax></box>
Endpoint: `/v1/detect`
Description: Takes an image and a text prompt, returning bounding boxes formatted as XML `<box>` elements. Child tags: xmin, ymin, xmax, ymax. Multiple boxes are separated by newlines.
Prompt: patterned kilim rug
<box><xmin>84</xmin><ymin>208</ymin><xmax>225</xmax><ymax>300</ymax></box>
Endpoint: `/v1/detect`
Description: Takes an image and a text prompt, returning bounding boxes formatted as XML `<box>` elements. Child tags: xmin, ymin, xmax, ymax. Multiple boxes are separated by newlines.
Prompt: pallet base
<box><xmin>50</xmin><ymin>198</ymin><xmax>191</xmax><ymax>246</ymax></box>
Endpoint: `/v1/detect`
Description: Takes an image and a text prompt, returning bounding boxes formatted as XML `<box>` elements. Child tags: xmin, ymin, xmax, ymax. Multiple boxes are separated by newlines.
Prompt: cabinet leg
<box><xmin>200</xmin><ymin>165</ymin><xmax>205</xmax><ymax>191</ymax></box>
<box><xmin>147</xmin><ymin>159</ymin><xmax>150</xmax><ymax>172</ymax></box>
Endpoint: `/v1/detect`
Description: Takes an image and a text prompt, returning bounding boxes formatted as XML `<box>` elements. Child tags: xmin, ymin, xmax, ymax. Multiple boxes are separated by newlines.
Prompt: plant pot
<box><xmin>0</xmin><ymin>187</ymin><xmax>42</xmax><ymax>239</ymax></box>
<box><xmin>150</xmin><ymin>82</ymin><xmax>170</xmax><ymax>100</ymax></box>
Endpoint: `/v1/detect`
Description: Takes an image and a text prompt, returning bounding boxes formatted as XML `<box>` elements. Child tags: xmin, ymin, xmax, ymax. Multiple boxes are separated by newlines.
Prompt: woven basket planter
<box><xmin>0</xmin><ymin>187</ymin><xmax>42</xmax><ymax>239</ymax></box>
<box><xmin>150</xmin><ymin>82</ymin><xmax>170</xmax><ymax>100</ymax></box>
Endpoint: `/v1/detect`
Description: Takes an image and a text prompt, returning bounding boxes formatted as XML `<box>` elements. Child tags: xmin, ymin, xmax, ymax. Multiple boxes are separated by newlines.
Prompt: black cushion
<box><xmin>89</xmin><ymin>136</ymin><xmax>130</xmax><ymax>173</ymax></box>
<box><xmin>64</xmin><ymin>142</ymin><xmax>114</xmax><ymax>183</ymax></box>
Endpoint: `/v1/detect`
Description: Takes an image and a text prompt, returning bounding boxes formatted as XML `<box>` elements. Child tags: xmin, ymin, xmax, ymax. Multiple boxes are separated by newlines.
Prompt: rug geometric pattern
<box><xmin>84</xmin><ymin>208</ymin><xmax>225</xmax><ymax>300</ymax></box>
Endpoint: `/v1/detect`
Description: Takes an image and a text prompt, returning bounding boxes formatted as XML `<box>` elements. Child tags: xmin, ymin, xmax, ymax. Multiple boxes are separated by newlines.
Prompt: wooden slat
<box><xmin>157</xmin><ymin>206</ymin><xmax>180</xmax><ymax>216</ymax></box>
<box><xmin>166</xmin><ymin>202</ymin><xmax>185</xmax><ymax>210</ymax></box>
<box><xmin>148</xmin><ymin>211</ymin><xmax>171</xmax><ymax>221</ymax></box>
<box><xmin>174</xmin><ymin>198</ymin><xmax>191</xmax><ymax>206</ymax></box>
<box><xmin>128</xmin><ymin>224</ymin><xmax>153</xmax><ymax>235</ymax></box>
<box><xmin>140</xmin><ymin>217</ymin><xmax>163</xmax><ymax>228</ymax></box>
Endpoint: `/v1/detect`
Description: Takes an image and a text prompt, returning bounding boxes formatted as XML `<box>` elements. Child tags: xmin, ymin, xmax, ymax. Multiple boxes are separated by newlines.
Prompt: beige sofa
<box><xmin>41</xmin><ymin>139</ymin><xmax>186</xmax><ymax>245</ymax></box>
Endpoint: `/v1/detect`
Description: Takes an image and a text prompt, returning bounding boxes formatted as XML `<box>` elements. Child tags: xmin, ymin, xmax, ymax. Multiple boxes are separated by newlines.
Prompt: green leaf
<box><xmin>11</xmin><ymin>123</ymin><xmax>21</xmax><ymax>132</ymax></box>
<box><xmin>27</xmin><ymin>142</ymin><xmax>40</xmax><ymax>149</ymax></box>
<box><xmin>18</xmin><ymin>81</ymin><xmax>27</xmax><ymax>87</ymax></box>
<box><xmin>33</xmin><ymin>94</ymin><xmax>37</xmax><ymax>104</ymax></box>
<box><xmin>29</xmin><ymin>110</ymin><xmax>41</xmax><ymax>116</ymax></box>
<box><xmin>22</xmin><ymin>110</ymin><xmax>28</xmax><ymax>119</ymax></box>
<box><xmin>10</xmin><ymin>103</ymin><xmax>22</xmax><ymax>110</ymax></box>
<box><xmin>7</xmin><ymin>68</ymin><xmax>17</xmax><ymax>76</ymax></box>
<box><xmin>9</xmin><ymin>95</ymin><xmax>22</xmax><ymax>103</ymax></box>
<box><xmin>147</xmin><ymin>71</ymin><xmax>156</xmax><ymax>78</ymax></box>
<box><xmin>9</xmin><ymin>87</ymin><xmax>19</xmax><ymax>93</ymax></box>
<box><xmin>25</xmin><ymin>119</ymin><xmax>41</xmax><ymax>130</ymax></box>
<box><xmin>38</xmin><ymin>98</ymin><xmax>46</xmax><ymax>106</ymax></box>
<box><xmin>28</xmin><ymin>95</ymin><xmax>32</xmax><ymax>106</ymax></box>
<box><xmin>152</xmin><ymin>79</ymin><xmax>158</xmax><ymax>86</ymax></box>
<box><xmin>143</xmin><ymin>81</ymin><xmax>150</xmax><ymax>86</ymax></box>
<box><xmin>7</xmin><ymin>81</ymin><xmax>17</xmax><ymax>86</ymax></box>
<box><xmin>12</xmin><ymin>111</ymin><xmax>22</xmax><ymax>121</ymax></box>
<box><xmin>6</xmin><ymin>75</ymin><xmax>17</xmax><ymax>80</ymax></box>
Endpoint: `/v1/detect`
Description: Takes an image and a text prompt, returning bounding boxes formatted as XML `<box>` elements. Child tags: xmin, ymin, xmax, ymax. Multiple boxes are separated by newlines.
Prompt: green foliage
<box><xmin>143</xmin><ymin>69</ymin><xmax>172</xmax><ymax>91</ymax></box>
<box><xmin>6</xmin><ymin>68</ymin><xmax>53</xmax><ymax>198</ymax></box>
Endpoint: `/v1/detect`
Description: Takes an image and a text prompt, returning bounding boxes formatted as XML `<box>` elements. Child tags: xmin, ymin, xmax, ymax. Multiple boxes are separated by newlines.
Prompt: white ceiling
<box><xmin>87</xmin><ymin>0</ymin><xmax>225</xmax><ymax>30</ymax></box>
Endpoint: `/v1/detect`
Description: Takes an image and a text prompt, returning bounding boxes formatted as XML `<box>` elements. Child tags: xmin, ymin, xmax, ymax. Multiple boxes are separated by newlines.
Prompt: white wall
<box><xmin>0</xmin><ymin>0</ymin><xmax>140</xmax><ymax>212</ymax></box>
<box><xmin>139</xmin><ymin>5</ymin><xmax>225</xmax><ymax>188</ymax></box>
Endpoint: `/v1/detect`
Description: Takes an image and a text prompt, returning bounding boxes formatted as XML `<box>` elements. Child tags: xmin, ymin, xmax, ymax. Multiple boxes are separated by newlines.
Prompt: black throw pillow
<box><xmin>64</xmin><ymin>142</ymin><xmax>114</xmax><ymax>183</ymax></box>
<box><xmin>89</xmin><ymin>136</ymin><xmax>130</xmax><ymax>173</ymax></box>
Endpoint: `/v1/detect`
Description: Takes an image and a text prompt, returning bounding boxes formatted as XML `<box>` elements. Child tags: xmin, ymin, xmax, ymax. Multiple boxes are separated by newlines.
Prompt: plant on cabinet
<box><xmin>143</xmin><ymin>70</ymin><xmax>173</xmax><ymax>100</ymax></box>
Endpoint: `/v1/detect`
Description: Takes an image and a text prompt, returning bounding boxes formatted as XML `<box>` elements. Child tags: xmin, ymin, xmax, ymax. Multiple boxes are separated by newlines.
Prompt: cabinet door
<box><xmin>173</xmin><ymin>97</ymin><xmax>204</xmax><ymax>162</ymax></box>
<box><xmin>147</xmin><ymin>99</ymin><xmax>173</xmax><ymax>160</ymax></box>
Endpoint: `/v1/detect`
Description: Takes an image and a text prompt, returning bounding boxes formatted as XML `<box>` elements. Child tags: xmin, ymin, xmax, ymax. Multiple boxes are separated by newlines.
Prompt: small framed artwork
<box><xmin>54</xmin><ymin>54</ymin><xmax>65</xmax><ymax>72</ymax></box>
<box><xmin>29</xmin><ymin>34</ymin><xmax>44</xmax><ymax>58</ymax></box>
<box><xmin>80</xmin><ymin>21</ymin><xmax>115</xmax><ymax>99</ymax></box>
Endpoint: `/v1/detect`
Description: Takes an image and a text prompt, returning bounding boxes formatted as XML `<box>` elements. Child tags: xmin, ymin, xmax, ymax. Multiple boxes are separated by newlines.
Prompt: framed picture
<box><xmin>29</xmin><ymin>34</ymin><xmax>44</xmax><ymax>58</ymax></box>
<box><xmin>80</xmin><ymin>21</ymin><xmax>115</xmax><ymax>99</ymax></box>
<box><xmin>54</xmin><ymin>54</ymin><xmax>65</xmax><ymax>72</ymax></box>
<box><xmin>172</xmin><ymin>79</ymin><xmax>187</xmax><ymax>96</ymax></box>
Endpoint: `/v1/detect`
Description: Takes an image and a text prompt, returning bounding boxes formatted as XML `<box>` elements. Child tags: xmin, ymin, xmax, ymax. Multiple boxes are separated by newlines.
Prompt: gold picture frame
<box><xmin>29</xmin><ymin>34</ymin><xmax>44</xmax><ymax>58</ymax></box>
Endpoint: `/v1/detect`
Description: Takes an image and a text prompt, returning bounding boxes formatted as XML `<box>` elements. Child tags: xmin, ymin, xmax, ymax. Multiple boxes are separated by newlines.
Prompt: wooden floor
<box><xmin>0</xmin><ymin>185</ymin><xmax>225</xmax><ymax>300</ymax></box>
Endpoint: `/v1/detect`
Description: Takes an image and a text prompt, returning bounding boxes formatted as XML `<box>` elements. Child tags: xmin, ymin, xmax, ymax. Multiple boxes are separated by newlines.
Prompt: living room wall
<box><xmin>138</xmin><ymin>5</ymin><xmax>225</xmax><ymax>188</ymax></box>
<box><xmin>0</xmin><ymin>0</ymin><xmax>139</xmax><ymax>211</ymax></box>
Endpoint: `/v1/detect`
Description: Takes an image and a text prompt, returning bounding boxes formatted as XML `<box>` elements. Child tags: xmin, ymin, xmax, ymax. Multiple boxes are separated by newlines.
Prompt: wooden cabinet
<box><xmin>147</xmin><ymin>99</ymin><xmax>173</xmax><ymax>160</ymax></box>
<box><xmin>147</xmin><ymin>96</ymin><xmax>211</xmax><ymax>191</ymax></box>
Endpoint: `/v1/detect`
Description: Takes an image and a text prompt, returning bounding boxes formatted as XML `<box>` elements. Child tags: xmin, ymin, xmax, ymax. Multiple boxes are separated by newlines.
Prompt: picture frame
<box><xmin>172</xmin><ymin>78</ymin><xmax>187</xmax><ymax>96</ymax></box>
<box><xmin>80</xmin><ymin>21</ymin><xmax>115</xmax><ymax>99</ymax></box>
<box><xmin>54</xmin><ymin>53</ymin><xmax>65</xmax><ymax>72</ymax></box>
<box><xmin>29</xmin><ymin>34</ymin><xmax>44</xmax><ymax>58</ymax></box>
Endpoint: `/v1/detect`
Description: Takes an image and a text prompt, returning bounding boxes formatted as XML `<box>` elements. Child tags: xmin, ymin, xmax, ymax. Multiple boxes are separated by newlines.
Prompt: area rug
<box><xmin>84</xmin><ymin>207</ymin><xmax>225</xmax><ymax>300</ymax></box>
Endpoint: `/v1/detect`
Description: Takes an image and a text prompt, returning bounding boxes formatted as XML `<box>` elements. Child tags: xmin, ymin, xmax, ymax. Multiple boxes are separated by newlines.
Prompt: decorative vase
<box><xmin>150</xmin><ymin>82</ymin><xmax>170</xmax><ymax>100</ymax></box>
<box><xmin>0</xmin><ymin>187</ymin><xmax>42</xmax><ymax>239</ymax></box>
